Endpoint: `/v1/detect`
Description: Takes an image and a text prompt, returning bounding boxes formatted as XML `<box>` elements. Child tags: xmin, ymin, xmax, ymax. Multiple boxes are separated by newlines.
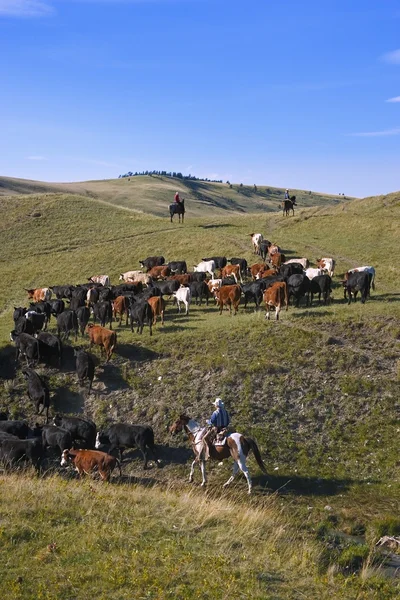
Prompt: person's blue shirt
<box><xmin>208</xmin><ymin>407</ymin><xmax>230</xmax><ymax>428</ymax></box>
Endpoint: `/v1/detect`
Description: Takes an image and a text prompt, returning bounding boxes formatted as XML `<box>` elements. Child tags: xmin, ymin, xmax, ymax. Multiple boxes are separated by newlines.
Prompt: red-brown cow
<box><xmin>148</xmin><ymin>266</ymin><xmax>171</xmax><ymax>280</ymax></box>
<box><xmin>168</xmin><ymin>274</ymin><xmax>192</xmax><ymax>286</ymax></box>
<box><xmin>147</xmin><ymin>296</ymin><xmax>166</xmax><ymax>326</ymax></box>
<box><xmin>220</xmin><ymin>264</ymin><xmax>242</xmax><ymax>284</ymax></box>
<box><xmin>250</xmin><ymin>263</ymin><xmax>267</xmax><ymax>280</ymax></box>
<box><xmin>61</xmin><ymin>449</ymin><xmax>121</xmax><ymax>482</ymax></box>
<box><xmin>214</xmin><ymin>284</ymin><xmax>241</xmax><ymax>315</ymax></box>
<box><xmin>86</xmin><ymin>324</ymin><xmax>117</xmax><ymax>362</ymax></box>
<box><xmin>263</xmin><ymin>281</ymin><xmax>288</xmax><ymax>320</ymax></box>
<box><xmin>112</xmin><ymin>295</ymin><xmax>129</xmax><ymax>326</ymax></box>
<box><xmin>270</xmin><ymin>252</ymin><xmax>286</xmax><ymax>268</ymax></box>
<box><xmin>25</xmin><ymin>288</ymin><xmax>52</xmax><ymax>302</ymax></box>
<box><xmin>257</xmin><ymin>268</ymin><xmax>278</xmax><ymax>279</ymax></box>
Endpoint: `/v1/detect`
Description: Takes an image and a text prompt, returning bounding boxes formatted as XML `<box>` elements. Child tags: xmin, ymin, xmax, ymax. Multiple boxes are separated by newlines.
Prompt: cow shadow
<box><xmin>251</xmin><ymin>473</ymin><xmax>366</xmax><ymax>496</ymax></box>
<box><xmin>95</xmin><ymin>363</ymin><xmax>130</xmax><ymax>392</ymax></box>
<box><xmin>291</xmin><ymin>310</ymin><xmax>333</xmax><ymax>318</ymax></box>
<box><xmin>200</xmin><ymin>223</ymin><xmax>238</xmax><ymax>229</ymax></box>
<box><xmin>116</xmin><ymin>344</ymin><xmax>160</xmax><ymax>362</ymax></box>
<box><xmin>0</xmin><ymin>345</ymin><xmax>17</xmax><ymax>380</ymax></box>
<box><xmin>370</xmin><ymin>293</ymin><xmax>400</xmax><ymax>302</ymax></box>
<box><xmin>53</xmin><ymin>385</ymin><xmax>85</xmax><ymax>414</ymax></box>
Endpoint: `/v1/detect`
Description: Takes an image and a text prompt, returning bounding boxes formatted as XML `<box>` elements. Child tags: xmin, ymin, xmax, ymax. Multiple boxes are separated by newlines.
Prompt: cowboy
<box><xmin>284</xmin><ymin>188</ymin><xmax>290</xmax><ymax>200</ymax></box>
<box><xmin>174</xmin><ymin>191</ymin><xmax>181</xmax><ymax>204</ymax></box>
<box><xmin>201</xmin><ymin>398</ymin><xmax>231</xmax><ymax>460</ymax></box>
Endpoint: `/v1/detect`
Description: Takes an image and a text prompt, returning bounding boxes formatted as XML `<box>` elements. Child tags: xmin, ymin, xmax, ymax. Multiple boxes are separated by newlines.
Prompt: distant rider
<box><xmin>174</xmin><ymin>191</ymin><xmax>181</xmax><ymax>204</ymax></box>
<box><xmin>284</xmin><ymin>189</ymin><xmax>290</xmax><ymax>200</ymax></box>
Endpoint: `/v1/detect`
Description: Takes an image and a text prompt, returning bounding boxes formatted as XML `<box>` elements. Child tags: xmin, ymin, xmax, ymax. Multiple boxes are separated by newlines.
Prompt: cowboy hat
<box><xmin>213</xmin><ymin>398</ymin><xmax>223</xmax><ymax>408</ymax></box>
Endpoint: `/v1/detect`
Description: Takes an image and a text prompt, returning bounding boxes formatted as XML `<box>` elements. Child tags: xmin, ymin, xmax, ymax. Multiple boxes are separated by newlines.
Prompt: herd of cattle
<box><xmin>1</xmin><ymin>232</ymin><xmax>376</xmax><ymax>480</ymax></box>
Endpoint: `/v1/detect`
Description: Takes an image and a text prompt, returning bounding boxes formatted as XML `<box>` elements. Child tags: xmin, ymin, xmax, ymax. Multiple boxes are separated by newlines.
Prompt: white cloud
<box><xmin>26</xmin><ymin>155</ymin><xmax>47</xmax><ymax>160</ymax></box>
<box><xmin>349</xmin><ymin>127</ymin><xmax>400</xmax><ymax>137</ymax></box>
<box><xmin>0</xmin><ymin>0</ymin><xmax>53</xmax><ymax>17</ymax></box>
<box><xmin>386</xmin><ymin>96</ymin><xmax>400</xmax><ymax>103</ymax></box>
<box><xmin>382</xmin><ymin>49</ymin><xmax>400</xmax><ymax>64</ymax></box>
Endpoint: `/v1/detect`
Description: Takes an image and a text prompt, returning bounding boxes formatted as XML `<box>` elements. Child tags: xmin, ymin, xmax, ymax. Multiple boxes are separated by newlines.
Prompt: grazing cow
<box><xmin>87</xmin><ymin>324</ymin><xmax>117</xmax><ymax>362</ymax></box>
<box><xmin>0</xmin><ymin>420</ymin><xmax>30</xmax><ymax>439</ymax></box>
<box><xmin>75</xmin><ymin>306</ymin><xmax>91</xmax><ymax>336</ymax></box>
<box><xmin>61</xmin><ymin>449</ymin><xmax>121</xmax><ymax>482</ymax></box>
<box><xmin>194</xmin><ymin>260</ymin><xmax>215</xmax><ymax>279</ymax></box>
<box><xmin>316</xmin><ymin>257</ymin><xmax>335</xmax><ymax>277</ymax></box>
<box><xmin>268</xmin><ymin>244</ymin><xmax>280</xmax><ymax>257</ymax></box>
<box><xmin>49</xmin><ymin>299</ymin><xmax>65</xmax><ymax>318</ymax></box>
<box><xmin>169</xmin><ymin>273</ymin><xmax>192</xmax><ymax>286</ymax></box>
<box><xmin>308</xmin><ymin>275</ymin><xmax>332</xmax><ymax>305</ymax></box>
<box><xmin>42</xmin><ymin>425</ymin><xmax>72</xmax><ymax>455</ymax></box>
<box><xmin>53</xmin><ymin>415</ymin><xmax>96</xmax><ymax>448</ymax></box>
<box><xmin>119</xmin><ymin>270</ymin><xmax>144</xmax><ymax>282</ymax></box>
<box><xmin>284</xmin><ymin>258</ymin><xmax>309</xmax><ymax>269</ymax></box>
<box><xmin>25</xmin><ymin>311</ymin><xmax>47</xmax><ymax>332</ymax></box>
<box><xmin>202</xmin><ymin>256</ymin><xmax>227</xmax><ymax>269</ymax></box>
<box><xmin>259</xmin><ymin>240</ymin><xmax>271</xmax><ymax>261</ymax></box>
<box><xmin>36</xmin><ymin>332</ymin><xmax>62</xmax><ymax>367</ymax></box>
<box><xmin>242</xmin><ymin>281</ymin><xmax>263</xmax><ymax>309</ymax></box>
<box><xmin>93</xmin><ymin>301</ymin><xmax>113</xmax><ymax>329</ymax></box>
<box><xmin>228</xmin><ymin>258</ymin><xmax>248</xmax><ymax>279</ymax></box>
<box><xmin>173</xmin><ymin>286</ymin><xmax>191</xmax><ymax>315</ymax></box>
<box><xmin>250</xmin><ymin>233</ymin><xmax>263</xmax><ymax>255</ymax></box>
<box><xmin>112</xmin><ymin>296</ymin><xmax>129</xmax><ymax>327</ymax></box>
<box><xmin>346</xmin><ymin>266</ymin><xmax>375</xmax><ymax>291</ymax></box>
<box><xmin>263</xmin><ymin>282</ymin><xmax>288</xmax><ymax>320</ymax></box>
<box><xmin>271</xmin><ymin>252</ymin><xmax>286</xmax><ymax>269</ymax></box>
<box><xmin>280</xmin><ymin>262</ymin><xmax>304</xmax><ymax>279</ymax></box>
<box><xmin>148</xmin><ymin>266</ymin><xmax>171</xmax><ymax>280</ymax></box>
<box><xmin>221</xmin><ymin>264</ymin><xmax>243</xmax><ymax>284</ymax></box>
<box><xmin>304</xmin><ymin>267</ymin><xmax>324</xmax><ymax>280</ymax></box>
<box><xmin>96</xmin><ymin>423</ymin><xmax>161</xmax><ymax>468</ymax></box>
<box><xmin>189</xmin><ymin>281</ymin><xmax>210</xmax><ymax>305</ymax></box>
<box><xmin>74</xmin><ymin>349</ymin><xmax>95</xmax><ymax>394</ymax></box>
<box><xmin>214</xmin><ymin>284</ymin><xmax>241</xmax><ymax>315</ymax></box>
<box><xmin>167</xmin><ymin>261</ymin><xmax>187</xmax><ymax>274</ymax></box>
<box><xmin>0</xmin><ymin>437</ymin><xmax>44</xmax><ymax>471</ymax></box>
<box><xmin>22</xmin><ymin>368</ymin><xmax>50</xmax><ymax>423</ymax></box>
<box><xmin>10</xmin><ymin>331</ymin><xmax>40</xmax><ymax>365</ymax></box>
<box><xmin>25</xmin><ymin>288</ymin><xmax>52</xmax><ymax>302</ymax></box>
<box><xmin>13</xmin><ymin>307</ymin><xmax>27</xmax><ymax>322</ymax></box>
<box><xmin>14</xmin><ymin>316</ymin><xmax>35</xmax><ymax>336</ymax></box>
<box><xmin>129</xmin><ymin>299</ymin><xmax>153</xmax><ymax>335</ymax></box>
<box><xmin>57</xmin><ymin>310</ymin><xmax>78</xmax><ymax>341</ymax></box>
<box><xmin>139</xmin><ymin>256</ymin><xmax>165</xmax><ymax>271</ymax></box>
<box><xmin>250</xmin><ymin>263</ymin><xmax>267</xmax><ymax>280</ymax></box>
<box><xmin>287</xmin><ymin>274</ymin><xmax>311</xmax><ymax>307</ymax></box>
<box><xmin>89</xmin><ymin>275</ymin><xmax>110</xmax><ymax>286</ymax></box>
<box><xmin>147</xmin><ymin>296</ymin><xmax>166</xmax><ymax>326</ymax></box>
<box><xmin>344</xmin><ymin>271</ymin><xmax>370</xmax><ymax>304</ymax></box>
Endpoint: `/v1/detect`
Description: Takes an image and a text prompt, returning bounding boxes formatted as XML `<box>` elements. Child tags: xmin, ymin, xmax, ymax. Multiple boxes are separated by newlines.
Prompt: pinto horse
<box><xmin>282</xmin><ymin>195</ymin><xmax>297</xmax><ymax>216</ymax></box>
<box><xmin>169</xmin><ymin>199</ymin><xmax>185</xmax><ymax>223</ymax></box>
<box><xmin>169</xmin><ymin>414</ymin><xmax>268</xmax><ymax>494</ymax></box>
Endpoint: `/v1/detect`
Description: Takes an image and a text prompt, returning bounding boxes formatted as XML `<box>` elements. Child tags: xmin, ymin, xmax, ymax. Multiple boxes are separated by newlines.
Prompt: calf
<box><xmin>76</xmin><ymin>306</ymin><xmax>91</xmax><ymax>336</ymax></box>
<box><xmin>344</xmin><ymin>271</ymin><xmax>370</xmax><ymax>304</ymax></box>
<box><xmin>10</xmin><ymin>331</ymin><xmax>40</xmax><ymax>365</ymax></box>
<box><xmin>147</xmin><ymin>296</ymin><xmax>166</xmax><ymax>326</ymax></box>
<box><xmin>228</xmin><ymin>258</ymin><xmax>248</xmax><ymax>279</ymax></box>
<box><xmin>22</xmin><ymin>368</ymin><xmax>50</xmax><ymax>423</ymax></box>
<box><xmin>263</xmin><ymin>282</ymin><xmax>288</xmax><ymax>320</ymax></box>
<box><xmin>74</xmin><ymin>349</ymin><xmax>95</xmax><ymax>394</ymax></box>
<box><xmin>57</xmin><ymin>310</ymin><xmax>78</xmax><ymax>341</ymax></box>
<box><xmin>112</xmin><ymin>295</ymin><xmax>129</xmax><ymax>326</ymax></box>
<box><xmin>268</xmin><ymin>244</ymin><xmax>280</xmax><ymax>257</ymax></box>
<box><xmin>89</xmin><ymin>275</ymin><xmax>110</xmax><ymax>286</ymax></box>
<box><xmin>270</xmin><ymin>252</ymin><xmax>286</xmax><ymax>269</ymax></box>
<box><xmin>308</xmin><ymin>275</ymin><xmax>332</xmax><ymax>305</ymax></box>
<box><xmin>36</xmin><ymin>332</ymin><xmax>62</xmax><ymax>367</ymax></box>
<box><xmin>96</xmin><ymin>423</ymin><xmax>161</xmax><ymax>468</ymax></box>
<box><xmin>173</xmin><ymin>286</ymin><xmax>191</xmax><ymax>315</ymax></box>
<box><xmin>53</xmin><ymin>415</ymin><xmax>96</xmax><ymax>448</ymax></box>
<box><xmin>87</xmin><ymin>324</ymin><xmax>117</xmax><ymax>362</ymax></box>
<box><xmin>61</xmin><ymin>449</ymin><xmax>121</xmax><ymax>482</ymax></box>
<box><xmin>250</xmin><ymin>233</ymin><xmax>263</xmax><ymax>255</ymax></box>
<box><xmin>93</xmin><ymin>301</ymin><xmax>113</xmax><ymax>329</ymax></box>
<box><xmin>259</xmin><ymin>240</ymin><xmax>271</xmax><ymax>261</ymax></box>
<box><xmin>242</xmin><ymin>281</ymin><xmax>263</xmax><ymax>309</ymax></box>
<box><xmin>214</xmin><ymin>284</ymin><xmax>241</xmax><ymax>315</ymax></box>
<box><xmin>139</xmin><ymin>256</ymin><xmax>165</xmax><ymax>271</ymax></box>
<box><xmin>194</xmin><ymin>260</ymin><xmax>215</xmax><ymax>279</ymax></box>
<box><xmin>129</xmin><ymin>299</ymin><xmax>153</xmax><ymax>335</ymax></box>
<box><xmin>221</xmin><ymin>264</ymin><xmax>242</xmax><ymax>284</ymax></box>
<box><xmin>42</xmin><ymin>425</ymin><xmax>72</xmax><ymax>455</ymax></box>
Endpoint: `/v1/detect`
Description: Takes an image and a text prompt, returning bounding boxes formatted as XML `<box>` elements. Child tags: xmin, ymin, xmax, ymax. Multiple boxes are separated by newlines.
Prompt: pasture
<box><xmin>0</xmin><ymin>185</ymin><xmax>399</xmax><ymax>599</ymax></box>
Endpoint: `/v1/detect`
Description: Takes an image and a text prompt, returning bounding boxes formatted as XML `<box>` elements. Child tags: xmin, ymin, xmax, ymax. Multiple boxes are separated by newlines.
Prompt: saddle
<box><xmin>214</xmin><ymin>428</ymin><xmax>229</xmax><ymax>446</ymax></box>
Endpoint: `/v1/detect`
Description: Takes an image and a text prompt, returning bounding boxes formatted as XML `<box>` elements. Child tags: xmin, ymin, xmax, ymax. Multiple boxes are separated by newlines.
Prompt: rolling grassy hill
<box><xmin>0</xmin><ymin>174</ymin><xmax>353</xmax><ymax>217</ymax></box>
<box><xmin>0</xmin><ymin>187</ymin><xmax>399</xmax><ymax>599</ymax></box>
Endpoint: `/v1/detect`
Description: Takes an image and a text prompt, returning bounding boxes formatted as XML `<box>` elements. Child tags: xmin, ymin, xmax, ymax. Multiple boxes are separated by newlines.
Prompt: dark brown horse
<box><xmin>169</xmin><ymin>199</ymin><xmax>185</xmax><ymax>223</ymax></box>
<box><xmin>169</xmin><ymin>414</ymin><xmax>268</xmax><ymax>494</ymax></box>
<box><xmin>282</xmin><ymin>195</ymin><xmax>297</xmax><ymax>216</ymax></box>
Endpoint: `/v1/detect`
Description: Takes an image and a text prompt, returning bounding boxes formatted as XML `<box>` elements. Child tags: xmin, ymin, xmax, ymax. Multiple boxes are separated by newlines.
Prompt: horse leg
<box><xmin>237</xmin><ymin>456</ymin><xmax>252</xmax><ymax>494</ymax></box>
<box><xmin>189</xmin><ymin>458</ymin><xmax>196</xmax><ymax>483</ymax></box>
<box><xmin>223</xmin><ymin>461</ymin><xmax>239</xmax><ymax>488</ymax></box>
<box><xmin>200</xmin><ymin>460</ymin><xmax>207</xmax><ymax>487</ymax></box>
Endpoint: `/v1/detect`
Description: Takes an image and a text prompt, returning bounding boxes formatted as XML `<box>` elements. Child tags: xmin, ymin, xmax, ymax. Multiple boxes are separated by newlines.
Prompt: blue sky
<box><xmin>1</xmin><ymin>0</ymin><xmax>399</xmax><ymax>196</ymax></box>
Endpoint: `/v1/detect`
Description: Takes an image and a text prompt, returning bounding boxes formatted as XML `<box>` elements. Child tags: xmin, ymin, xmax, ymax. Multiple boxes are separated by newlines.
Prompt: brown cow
<box><xmin>25</xmin><ymin>287</ymin><xmax>52</xmax><ymax>302</ymax></box>
<box><xmin>268</xmin><ymin>244</ymin><xmax>280</xmax><ymax>257</ymax></box>
<box><xmin>263</xmin><ymin>281</ymin><xmax>288</xmax><ymax>320</ymax></box>
<box><xmin>250</xmin><ymin>263</ymin><xmax>267</xmax><ymax>280</ymax></box>
<box><xmin>147</xmin><ymin>296</ymin><xmax>166</xmax><ymax>326</ymax></box>
<box><xmin>148</xmin><ymin>266</ymin><xmax>171</xmax><ymax>280</ymax></box>
<box><xmin>271</xmin><ymin>252</ymin><xmax>286</xmax><ymax>268</ymax></box>
<box><xmin>257</xmin><ymin>268</ymin><xmax>277</xmax><ymax>279</ymax></box>
<box><xmin>86</xmin><ymin>324</ymin><xmax>117</xmax><ymax>362</ymax></box>
<box><xmin>169</xmin><ymin>274</ymin><xmax>192</xmax><ymax>286</ymax></box>
<box><xmin>112</xmin><ymin>296</ymin><xmax>129</xmax><ymax>326</ymax></box>
<box><xmin>214</xmin><ymin>284</ymin><xmax>241</xmax><ymax>315</ymax></box>
<box><xmin>61</xmin><ymin>449</ymin><xmax>121</xmax><ymax>482</ymax></box>
<box><xmin>220</xmin><ymin>264</ymin><xmax>242</xmax><ymax>284</ymax></box>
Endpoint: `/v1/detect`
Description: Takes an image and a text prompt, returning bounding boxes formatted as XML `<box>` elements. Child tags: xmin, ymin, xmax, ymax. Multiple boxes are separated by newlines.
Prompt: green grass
<box><xmin>0</xmin><ymin>188</ymin><xmax>399</xmax><ymax>598</ymax></box>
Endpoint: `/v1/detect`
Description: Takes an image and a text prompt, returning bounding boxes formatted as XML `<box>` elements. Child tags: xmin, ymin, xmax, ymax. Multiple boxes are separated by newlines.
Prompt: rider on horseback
<box><xmin>174</xmin><ymin>191</ymin><xmax>181</xmax><ymax>204</ymax></box>
<box><xmin>284</xmin><ymin>189</ymin><xmax>290</xmax><ymax>200</ymax></box>
<box><xmin>203</xmin><ymin>398</ymin><xmax>230</xmax><ymax>458</ymax></box>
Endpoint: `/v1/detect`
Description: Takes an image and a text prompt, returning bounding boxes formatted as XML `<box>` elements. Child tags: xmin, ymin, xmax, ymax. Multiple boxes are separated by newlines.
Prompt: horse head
<box><xmin>169</xmin><ymin>414</ymin><xmax>189</xmax><ymax>435</ymax></box>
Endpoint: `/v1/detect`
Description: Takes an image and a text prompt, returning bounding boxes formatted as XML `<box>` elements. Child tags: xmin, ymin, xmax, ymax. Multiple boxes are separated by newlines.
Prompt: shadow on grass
<box><xmin>53</xmin><ymin>385</ymin><xmax>84</xmax><ymax>414</ymax></box>
<box><xmin>116</xmin><ymin>344</ymin><xmax>160</xmax><ymax>362</ymax></box>
<box><xmin>0</xmin><ymin>345</ymin><xmax>17</xmax><ymax>380</ymax></box>
<box><xmin>200</xmin><ymin>223</ymin><xmax>238</xmax><ymax>229</ymax></box>
<box><xmin>291</xmin><ymin>310</ymin><xmax>333</xmax><ymax>318</ymax></box>
<box><xmin>252</xmin><ymin>473</ymin><xmax>371</xmax><ymax>496</ymax></box>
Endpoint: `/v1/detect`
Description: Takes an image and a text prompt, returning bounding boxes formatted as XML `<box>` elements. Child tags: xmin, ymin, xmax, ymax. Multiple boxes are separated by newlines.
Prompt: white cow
<box><xmin>194</xmin><ymin>260</ymin><xmax>215</xmax><ymax>279</ymax></box>
<box><xmin>173</xmin><ymin>286</ymin><xmax>192</xmax><ymax>315</ymax></box>
<box><xmin>89</xmin><ymin>275</ymin><xmax>110</xmax><ymax>286</ymax></box>
<box><xmin>284</xmin><ymin>258</ymin><xmax>309</xmax><ymax>269</ymax></box>
<box><xmin>304</xmin><ymin>268</ymin><xmax>324</xmax><ymax>280</ymax></box>
<box><xmin>316</xmin><ymin>258</ymin><xmax>335</xmax><ymax>277</ymax></box>
<box><xmin>250</xmin><ymin>233</ymin><xmax>263</xmax><ymax>255</ymax></box>
<box><xmin>347</xmin><ymin>266</ymin><xmax>376</xmax><ymax>290</ymax></box>
<box><xmin>119</xmin><ymin>270</ymin><xmax>143</xmax><ymax>282</ymax></box>
<box><xmin>125</xmin><ymin>273</ymin><xmax>152</xmax><ymax>285</ymax></box>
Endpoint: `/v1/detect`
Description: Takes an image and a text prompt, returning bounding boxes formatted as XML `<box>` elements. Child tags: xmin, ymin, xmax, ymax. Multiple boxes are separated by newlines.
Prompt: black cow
<box><xmin>50</xmin><ymin>285</ymin><xmax>74</xmax><ymax>299</ymax></box>
<box><xmin>74</xmin><ymin>349</ymin><xmax>95</xmax><ymax>394</ymax></box>
<box><xmin>14</xmin><ymin>316</ymin><xmax>35</xmax><ymax>336</ymax></box>
<box><xmin>36</xmin><ymin>332</ymin><xmax>63</xmax><ymax>367</ymax></box>
<box><xmin>99</xmin><ymin>287</ymin><xmax>113</xmax><ymax>302</ymax></box>
<box><xmin>96</xmin><ymin>423</ymin><xmax>161</xmax><ymax>468</ymax></box>
<box><xmin>189</xmin><ymin>281</ymin><xmax>211</xmax><ymax>305</ymax></box>
<box><xmin>202</xmin><ymin>256</ymin><xmax>227</xmax><ymax>269</ymax></box>
<box><xmin>49</xmin><ymin>299</ymin><xmax>65</xmax><ymax>318</ymax></box>
<box><xmin>259</xmin><ymin>241</ymin><xmax>271</xmax><ymax>261</ymax></box>
<box><xmin>228</xmin><ymin>258</ymin><xmax>248</xmax><ymax>279</ymax></box>
<box><xmin>280</xmin><ymin>262</ymin><xmax>304</xmax><ymax>279</ymax></box>
<box><xmin>241</xmin><ymin>281</ymin><xmax>263</xmax><ymax>308</ymax></box>
<box><xmin>152</xmin><ymin>279</ymin><xmax>180</xmax><ymax>296</ymax></box>
<box><xmin>25</xmin><ymin>311</ymin><xmax>47</xmax><ymax>332</ymax></box>
<box><xmin>29</xmin><ymin>301</ymin><xmax>52</xmax><ymax>323</ymax></box>
<box><xmin>111</xmin><ymin>283</ymin><xmax>143</xmax><ymax>298</ymax></box>
<box><xmin>75</xmin><ymin>306</ymin><xmax>90</xmax><ymax>336</ymax></box>
<box><xmin>10</xmin><ymin>331</ymin><xmax>40</xmax><ymax>365</ymax></box>
<box><xmin>0</xmin><ymin>420</ymin><xmax>30</xmax><ymax>439</ymax></box>
<box><xmin>345</xmin><ymin>272</ymin><xmax>370</xmax><ymax>304</ymax></box>
<box><xmin>139</xmin><ymin>256</ymin><xmax>165</xmax><ymax>271</ymax></box>
<box><xmin>0</xmin><ymin>437</ymin><xmax>44</xmax><ymax>471</ymax></box>
<box><xmin>167</xmin><ymin>261</ymin><xmax>187</xmax><ymax>274</ymax></box>
<box><xmin>189</xmin><ymin>271</ymin><xmax>207</xmax><ymax>283</ymax></box>
<box><xmin>92</xmin><ymin>301</ymin><xmax>113</xmax><ymax>329</ymax></box>
<box><xmin>13</xmin><ymin>307</ymin><xmax>27</xmax><ymax>322</ymax></box>
<box><xmin>57</xmin><ymin>310</ymin><xmax>78</xmax><ymax>340</ymax></box>
<box><xmin>22</xmin><ymin>368</ymin><xmax>50</xmax><ymax>423</ymax></box>
<box><xmin>42</xmin><ymin>425</ymin><xmax>72</xmax><ymax>455</ymax></box>
<box><xmin>287</xmin><ymin>274</ymin><xmax>311</xmax><ymax>307</ymax></box>
<box><xmin>53</xmin><ymin>415</ymin><xmax>96</xmax><ymax>448</ymax></box>
<box><xmin>129</xmin><ymin>299</ymin><xmax>153</xmax><ymax>335</ymax></box>
<box><xmin>308</xmin><ymin>275</ymin><xmax>332</xmax><ymax>305</ymax></box>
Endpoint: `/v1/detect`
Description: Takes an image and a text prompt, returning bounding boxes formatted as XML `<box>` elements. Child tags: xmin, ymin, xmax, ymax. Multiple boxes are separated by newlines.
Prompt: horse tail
<box><xmin>245</xmin><ymin>437</ymin><xmax>268</xmax><ymax>474</ymax></box>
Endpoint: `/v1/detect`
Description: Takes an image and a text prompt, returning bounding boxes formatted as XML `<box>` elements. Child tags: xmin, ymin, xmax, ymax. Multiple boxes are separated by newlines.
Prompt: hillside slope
<box><xmin>0</xmin><ymin>175</ymin><xmax>353</xmax><ymax>217</ymax></box>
